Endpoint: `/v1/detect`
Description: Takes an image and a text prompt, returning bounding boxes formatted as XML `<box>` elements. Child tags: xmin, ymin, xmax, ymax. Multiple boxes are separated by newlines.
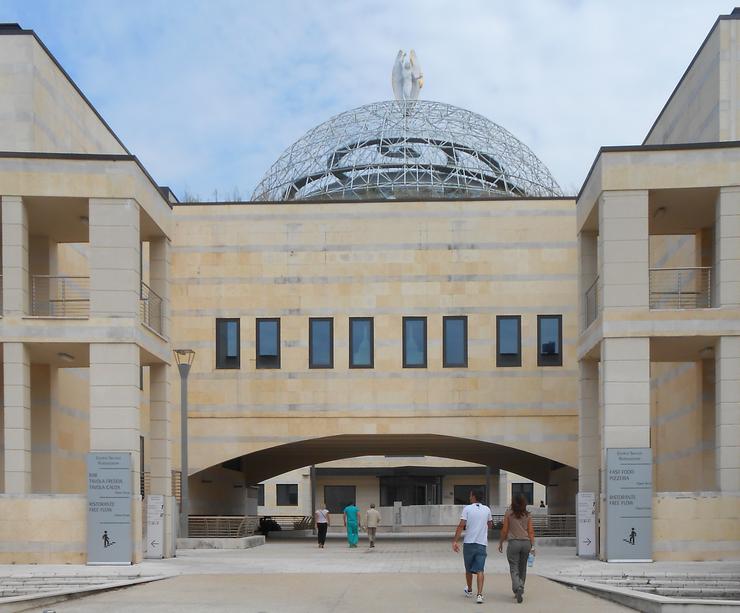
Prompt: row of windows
<box><xmin>216</xmin><ymin>314</ymin><xmax>563</xmax><ymax>370</ymax></box>
<box><xmin>258</xmin><ymin>482</ymin><xmax>536</xmax><ymax>510</ymax></box>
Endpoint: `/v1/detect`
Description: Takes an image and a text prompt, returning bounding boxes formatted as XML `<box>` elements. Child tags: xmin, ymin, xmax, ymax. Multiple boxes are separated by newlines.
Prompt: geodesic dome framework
<box><xmin>252</xmin><ymin>100</ymin><xmax>562</xmax><ymax>202</ymax></box>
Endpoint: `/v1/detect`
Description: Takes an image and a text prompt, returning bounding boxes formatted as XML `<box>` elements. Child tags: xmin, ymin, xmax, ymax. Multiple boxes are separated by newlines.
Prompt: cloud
<box><xmin>0</xmin><ymin>0</ymin><xmax>731</xmax><ymax>198</ymax></box>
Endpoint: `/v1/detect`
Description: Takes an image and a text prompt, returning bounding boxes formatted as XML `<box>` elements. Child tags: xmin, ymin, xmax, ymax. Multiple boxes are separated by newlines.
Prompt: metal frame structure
<box><xmin>252</xmin><ymin>100</ymin><xmax>563</xmax><ymax>202</ymax></box>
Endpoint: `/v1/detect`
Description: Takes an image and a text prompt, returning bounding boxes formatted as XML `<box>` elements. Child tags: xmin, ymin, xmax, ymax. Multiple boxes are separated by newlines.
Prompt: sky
<box><xmin>0</xmin><ymin>0</ymin><xmax>733</xmax><ymax>199</ymax></box>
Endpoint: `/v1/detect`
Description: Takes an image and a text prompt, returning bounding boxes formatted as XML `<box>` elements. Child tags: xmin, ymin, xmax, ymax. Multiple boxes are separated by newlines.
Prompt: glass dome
<box><xmin>252</xmin><ymin>100</ymin><xmax>562</xmax><ymax>201</ymax></box>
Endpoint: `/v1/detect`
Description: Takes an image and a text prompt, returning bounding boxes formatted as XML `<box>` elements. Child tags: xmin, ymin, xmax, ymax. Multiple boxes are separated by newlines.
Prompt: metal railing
<box><xmin>188</xmin><ymin>515</ymin><xmax>259</xmax><ymax>538</ymax></box>
<box><xmin>649</xmin><ymin>267</ymin><xmax>712</xmax><ymax>309</ymax></box>
<box><xmin>584</xmin><ymin>276</ymin><xmax>599</xmax><ymax>328</ymax></box>
<box><xmin>259</xmin><ymin>515</ymin><xmax>314</xmax><ymax>531</ymax></box>
<box><xmin>492</xmin><ymin>514</ymin><xmax>575</xmax><ymax>537</ymax></box>
<box><xmin>140</xmin><ymin>280</ymin><xmax>164</xmax><ymax>334</ymax></box>
<box><xmin>31</xmin><ymin>275</ymin><xmax>89</xmax><ymax>316</ymax></box>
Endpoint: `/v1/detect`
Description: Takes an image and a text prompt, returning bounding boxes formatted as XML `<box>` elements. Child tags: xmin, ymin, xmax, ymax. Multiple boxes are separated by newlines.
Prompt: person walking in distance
<box><xmin>452</xmin><ymin>490</ymin><xmax>493</xmax><ymax>605</ymax></box>
<box><xmin>343</xmin><ymin>501</ymin><xmax>361</xmax><ymax>548</ymax></box>
<box><xmin>365</xmin><ymin>503</ymin><xmax>381</xmax><ymax>547</ymax></box>
<box><xmin>498</xmin><ymin>494</ymin><xmax>536</xmax><ymax>604</ymax></box>
<box><xmin>314</xmin><ymin>502</ymin><xmax>330</xmax><ymax>548</ymax></box>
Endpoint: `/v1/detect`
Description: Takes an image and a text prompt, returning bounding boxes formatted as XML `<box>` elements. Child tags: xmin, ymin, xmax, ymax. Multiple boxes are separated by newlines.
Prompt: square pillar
<box><xmin>2</xmin><ymin>196</ymin><xmax>29</xmax><ymax>316</ymax></box>
<box><xmin>579</xmin><ymin>359</ymin><xmax>600</xmax><ymax>494</ymax></box>
<box><xmin>715</xmin><ymin>187</ymin><xmax>740</xmax><ymax>307</ymax></box>
<box><xmin>3</xmin><ymin>342</ymin><xmax>31</xmax><ymax>493</ymax></box>
<box><xmin>149</xmin><ymin>237</ymin><xmax>170</xmax><ymax>337</ymax></box>
<box><xmin>601</xmin><ymin>337</ymin><xmax>651</xmax><ymax>453</ymax></box>
<box><xmin>716</xmin><ymin>336</ymin><xmax>740</xmax><ymax>492</ymax></box>
<box><xmin>149</xmin><ymin>362</ymin><xmax>173</xmax><ymax>556</ymax></box>
<box><xmin>599</xmin><ymin>190</ymin><xmax>649</xmax><ymax>311</ymax></box>
<box><xmin>89</xmin><ymin>199</ymin><xmax>140</xmax><ymax>319</ymax></box>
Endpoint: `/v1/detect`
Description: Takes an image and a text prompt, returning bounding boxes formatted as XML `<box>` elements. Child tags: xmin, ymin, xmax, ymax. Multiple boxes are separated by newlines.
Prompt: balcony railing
<box><xmin>649</xmin><ymin>267</ymin><xmax>712</xmax><ymax>309</ymax></box>
<box><xmin>31</xmin><ymin>275</ymin><xmax>89</xmax><ymax>317</ymax></box>
<box><xmin>584</xmin><ymin>276</ymin><xmax>599</xmax><ymax>328</ymax></box>
<box><xmin>140</xmin><ymin>281</ymin><xmax>164</xmax><ymax>335</ymax></box>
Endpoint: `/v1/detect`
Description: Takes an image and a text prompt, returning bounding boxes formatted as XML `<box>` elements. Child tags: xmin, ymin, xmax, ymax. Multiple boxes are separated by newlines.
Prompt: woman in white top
<box><xmin>315</xmin><ymin>504</ymin><xmax>331</xmax><ymax>548</ymax></box>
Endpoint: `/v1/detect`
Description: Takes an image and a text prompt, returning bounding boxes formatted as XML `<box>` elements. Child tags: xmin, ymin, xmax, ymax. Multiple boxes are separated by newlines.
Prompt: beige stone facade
<box><xmin>0</xmin><ymin>10</ymin><xmax>739</xmax><ymax>564</ymax></box>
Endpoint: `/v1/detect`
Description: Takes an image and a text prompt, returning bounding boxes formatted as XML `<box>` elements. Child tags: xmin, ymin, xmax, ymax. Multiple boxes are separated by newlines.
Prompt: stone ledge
<box><xmin>176</xmin><ymin>535</ymin><xmax>265</xmax><ymax>550</ymax></box>
<box><xmin>541</xmin><ymin>572</ymin><xmax>740</xmax><ymax>612</ymax></box>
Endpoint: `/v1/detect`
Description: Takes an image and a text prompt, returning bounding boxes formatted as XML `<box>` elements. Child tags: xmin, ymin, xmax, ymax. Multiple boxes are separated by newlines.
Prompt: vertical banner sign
<box><xmin>145</xmin><ymin>495</ymin><xmax>165</xmax><ymax>559</ymax></box>
<box><xmin>87</xmin><ymin>452</ymin><xmax>133</xmax><ymax>565</ymax></box>
<box><xmin>606</xmin><ymin>448</ymin><xmax>652</xmax><ymax>562</ymax></box>
<box><xmin>576</xmin><ymin>492</ymin><xmax>596</xmax><ymax>557</ymax></box>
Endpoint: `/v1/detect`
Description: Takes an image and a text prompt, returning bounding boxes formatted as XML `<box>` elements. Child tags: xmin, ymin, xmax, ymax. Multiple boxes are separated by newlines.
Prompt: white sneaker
<box><xmin>476</xmin><ymin>594</ymin><xmax>484</xmax><ymax>604</ymax></box>
<box><xmin>464</xmin><ymin>587</ymin><xmax>472</xmax><ymax>598</ymax></box>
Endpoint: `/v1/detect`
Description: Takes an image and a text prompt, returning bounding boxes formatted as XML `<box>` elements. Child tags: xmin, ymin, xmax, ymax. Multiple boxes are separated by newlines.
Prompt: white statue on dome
<box><xmin>392</xmin><ymin>49</ymin><xmax>423</xmax><ymax>101</ymax></box>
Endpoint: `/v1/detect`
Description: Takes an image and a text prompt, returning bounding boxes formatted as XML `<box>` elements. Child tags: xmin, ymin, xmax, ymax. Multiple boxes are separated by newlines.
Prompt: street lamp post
<box><xmin>174</xmin><ymin>349</ymin><xmax>195</xmax><ymax>539</ymax></box>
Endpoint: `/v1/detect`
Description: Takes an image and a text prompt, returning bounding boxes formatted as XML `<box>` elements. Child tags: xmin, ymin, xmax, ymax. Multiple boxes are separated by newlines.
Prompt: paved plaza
<box><xmin>2</xmin><ymin>540</ymin><xmax>632</xmax><ymax>612</ymax></box>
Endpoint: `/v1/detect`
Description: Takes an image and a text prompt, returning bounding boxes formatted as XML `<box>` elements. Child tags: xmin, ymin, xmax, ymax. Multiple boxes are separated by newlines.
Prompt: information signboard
<box><xmin>576</xmin><ymin>492</ymin><xmax>596</xmax><ymax>557</ymax></box>
<box><xmin>87</xmin><ymin>452</ymin><xmax>133</xmax><ymax>565</ymax></box>
<box><xmin>606</xmin><ymin>448</ymin><xmax>652</xmax><ymax>562</ymax></box>
<box><xmin>145</xmin><ymin>494</ymin><xmax>165</xmax><ymax>559</ymax></box>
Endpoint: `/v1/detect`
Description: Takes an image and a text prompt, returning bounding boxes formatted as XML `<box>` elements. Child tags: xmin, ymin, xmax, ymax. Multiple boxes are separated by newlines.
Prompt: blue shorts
<box><xmin>463</xmin><ymin>543</ymin><xmax>487</xmax><ymax>573</ymax></box>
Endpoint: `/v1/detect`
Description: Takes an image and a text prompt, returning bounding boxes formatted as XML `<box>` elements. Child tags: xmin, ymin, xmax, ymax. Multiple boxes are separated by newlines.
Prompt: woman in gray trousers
<box><xmin>498</xmin><ymin>494</ymin><xmax>536</xmax><ymax>603</ymax></box>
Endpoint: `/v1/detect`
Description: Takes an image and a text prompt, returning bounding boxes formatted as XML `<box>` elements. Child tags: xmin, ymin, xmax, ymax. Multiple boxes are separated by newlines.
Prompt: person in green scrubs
<box><xmin>343</xmin><ymin>502</ymin><xmax>361</xmax><ymax>547</ymax></box>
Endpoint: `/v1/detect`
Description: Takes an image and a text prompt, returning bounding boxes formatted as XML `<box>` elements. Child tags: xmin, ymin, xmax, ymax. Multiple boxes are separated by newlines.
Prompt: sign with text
<box><xmin>576</xmin><ymin>492</ymin><xmax>596</xmax><ymax>558</ymax></box>
<box><xmin>87</xmin><ymin>452</ymin><xmax>133</xmax><ymax>565</ymax></box>
<box><xmin>145</xmin><ymin>495</ymin><xmax>165</xmax><ymax>559</ymax></box>
<box><xmin>606</xmin><ymin>448</ymin><xmax>652</xmax><ymax>562</ymax></box>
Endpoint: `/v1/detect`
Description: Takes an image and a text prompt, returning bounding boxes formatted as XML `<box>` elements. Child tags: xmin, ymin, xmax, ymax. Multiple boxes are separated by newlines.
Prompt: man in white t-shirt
<box><xmin>452</xmin><ymin>489</ymin><xmax>493</xmax><ymax>604</ymax></box>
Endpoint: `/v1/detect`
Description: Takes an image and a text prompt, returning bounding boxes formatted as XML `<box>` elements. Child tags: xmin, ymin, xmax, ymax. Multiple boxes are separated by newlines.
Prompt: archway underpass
<box><xmin>188</xmin><ymin>434</ymin><xmax>578</xmax><ymax>517</ymax></box>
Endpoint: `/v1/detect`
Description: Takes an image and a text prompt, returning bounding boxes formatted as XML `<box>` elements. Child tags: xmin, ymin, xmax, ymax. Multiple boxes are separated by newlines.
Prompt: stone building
<box><xmin>0</xmin><ymin>9</ymin><xmax>738</xmax><ymax>564</ymax></box>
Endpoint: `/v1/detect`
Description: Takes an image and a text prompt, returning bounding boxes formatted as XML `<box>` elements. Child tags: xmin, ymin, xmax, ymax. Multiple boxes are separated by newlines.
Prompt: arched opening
<box><xmin>186</xmin><ymin>434</ymin><xmax>578</xmax><ymax>524</ymax></box>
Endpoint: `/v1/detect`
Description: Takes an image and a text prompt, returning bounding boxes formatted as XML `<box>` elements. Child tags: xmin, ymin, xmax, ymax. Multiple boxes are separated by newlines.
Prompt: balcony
<box><xmin>649</xmin><ymin>267</ymin><xmax>712</xmax><ymax>309</ymax></box>
<box><xmin>140</xmin><ymin>280</ymin><xmax>164</xmax><ymax>335</ymax></box>
<box><xmin>584</xmin><ymin>277</ymin><xmax>599</xmax><ymax>328</ymax></box>
<box><xmin>31</xmin><ymin>275</ymin><xmax>89</xmax><ymax>317</ymax></box>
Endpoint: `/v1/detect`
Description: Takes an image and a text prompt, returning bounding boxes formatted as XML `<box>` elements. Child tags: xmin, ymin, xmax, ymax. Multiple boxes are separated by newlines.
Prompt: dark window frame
<box><xmin>256</xmin><ymin>317</ymin><xmax>281</xmax><ymax>369</ymax></box>
<box><xmin>349</xmin><ymin>317</ymin><xmax>374</xmax><ymax>368</ymax></box>
<box><xmin>257</xmin><ymin>484</ymin><xmax>265</xmax><ymax>506</ymax></box>
<box><xmin>324</xmin><ymin>485</ymin><xmax>357</xmax><ymax>514</ymax></box>
<box><xmin>402</xmin><ymin>316</ymin><xmax>428</xmax><ymax>368</ymax></box>
<box><xmin>309</xmin><ymin>317</ymin><xmax>334</xmax><ymax>369</ymax></box>
<box><xmin>496</xmin><ymin>315</ymin><xmax>522</xmax><ymax>367</ymax></box>
<box><xmin>276</xmin><ymin>483</ymin><xmax>298</xmax><ymax>506</ymax></box>
<box><xmin>537</xmin><ymin>314</ymin><xmax>563</xmax><ymax>367</ymax></box>
<box><xmin>443</xmin><ymin>315</ymin><xmax>468</xmax><ymax>368</ymax></box>
<box><xmin>512</xmin><ymin>482</ymin><xmax>534</xmax><ymax>506</ymax></box>
<box><xmin>216</xmin><ymin>318</ymin><xmax>241</xmax><ymax>369</ymax></box>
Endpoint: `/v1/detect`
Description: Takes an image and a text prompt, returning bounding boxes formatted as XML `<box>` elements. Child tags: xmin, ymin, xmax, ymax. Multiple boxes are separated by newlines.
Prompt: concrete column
<box><xmin>2</xmin><ymin>196</ymin><xmax>29</xmax><ymax>316</ymax></box>
<box><xmin>579</xmin><ymin>230</ymin><xmax>598</xmax><ymax>328</ymax></box>
<box><xmin>599</xmin><ymin>190</ymin><xmax>649</xmax><ymax>311</ymax></box>
<box><xmin>579</xmin><ymin>359</ymin><xmax>600</xmax><ymax>494</ymax></box>
<box><xmin>716</xmin><ymin>336</ymin><xmax>740</xmax><ymax>492</ymax></box>
<box><xmin>90</xmin><ymin>342</ymin><xmax>142</xmax><ymax>561</ymax></box>
<box><xmin>3</xmin><ymin>342</ymin><xmax>31</xmax><ymax>493</ymax></box>
<box><xmin>601</xmin><ymin>337</ymin><xmax>651</xmax><ymax>452</ymax></box>
<box><xmin>89</xmin><ymin>198</ymin><xmax>140</xmax><ymax>319</ymax></box>
<box><xmin>149</xmin><ymin>363</ymin><xmax>171</xmax><ymax>497</ymax></box>
<box><xmin>149</xmin><ymin>236</ymin><xmax>170</xmax><ymax>337</ymax></box>
<box><xmin>715</xmin><ymin>187</ymin><xmax>740</xmax><ymax>307</ymax></box>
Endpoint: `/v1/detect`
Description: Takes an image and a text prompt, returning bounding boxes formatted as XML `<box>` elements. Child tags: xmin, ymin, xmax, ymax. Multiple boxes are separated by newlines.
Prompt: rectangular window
<box><xmin>512</xmin><ymin>482</ymin><xmax>534</xmax><ymax>506</ymax></box>
<box><xmin>309</xmin><ymin>317</ymin><xmax>334</xmax><ymax>368</ymax></box>
<box><xmin>256</xmin><ymin>318</ymin><xmax>280</xmax><ymax>369</ymax></box>
<box><xmin>257</xmin><ymin>484</ymin><xmax>265</xmax><ymax>507</ymax></box>
<box><xmin>216</xmin><ymin>318</ymin><xmax>240</xmax><ymax>369</ymax></box>
<box><xmin>403</xmin><ymin>317</ymin><xmax>427</xmax><ymax>368</ymax></box>
<box><xmin>349</xmin><ymin>317</ymin><xmax>374</xmax><ymax>368</ymax></box>
<box><xmin>497</xmin><ymin>316</ymin><xmax>521</xmax><ymax>367</ymax></box>
<box><xmin>324</xmin><ymin>485</ymin><xmax>356</xmax><ymax>513</ymax></box>
<box><xmin>453</xmin><ymin>484</ymin><xmax>486</xmax><ymax>506</ymax></box>
<box><xmin>276</xmin><ymin>483</ymin><xmax>298</xmax><ymax>506</ymax></box>
<box><xmin>443</xmin><ymin>316</ymin><xmax>467</xmax><ymax>367</ymax></box>
<box><xmin>537</xmin><ymin>314</ymin><xmax>562</xmax><ymax>366</ymax></box>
